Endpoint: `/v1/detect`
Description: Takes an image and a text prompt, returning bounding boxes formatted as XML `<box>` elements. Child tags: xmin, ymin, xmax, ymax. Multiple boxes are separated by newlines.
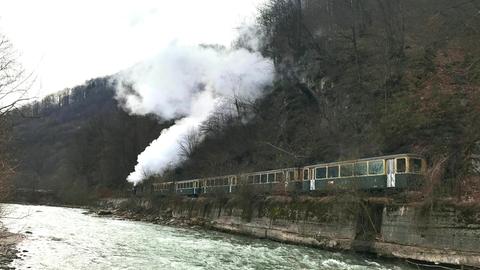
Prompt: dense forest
<box><xmin>6</xmin><ymin>0</ymin><xmax>480</xmax><ymax>203</ymax></box>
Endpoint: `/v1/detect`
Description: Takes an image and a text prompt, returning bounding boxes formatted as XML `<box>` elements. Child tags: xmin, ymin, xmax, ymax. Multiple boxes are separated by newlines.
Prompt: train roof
<box><xmin>304</xmin><ymin>153</ymin><xmax>425</xmax><ymax>168</ymax></box>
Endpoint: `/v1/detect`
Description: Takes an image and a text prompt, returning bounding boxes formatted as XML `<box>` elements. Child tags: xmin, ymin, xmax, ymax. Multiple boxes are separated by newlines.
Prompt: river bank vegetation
<box><xmin>3</xmin><ymin>0</ymin><xmax>480</xmax><ymax>205</ymax></box>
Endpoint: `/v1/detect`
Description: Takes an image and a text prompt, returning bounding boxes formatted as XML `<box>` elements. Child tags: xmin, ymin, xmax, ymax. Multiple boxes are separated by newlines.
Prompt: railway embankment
<box><xmin>98</xmin><ymin>195</ymin><xmax>480</xmax><ymax>269</ymax></box>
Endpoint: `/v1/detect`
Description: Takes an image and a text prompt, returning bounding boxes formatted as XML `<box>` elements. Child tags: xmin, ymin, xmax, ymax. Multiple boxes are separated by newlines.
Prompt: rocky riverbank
<box><xmin>0</xmin><ymin>224</ymin><xmax>23</xmax><ymax>270</ymax></box>
<box><xmin>89</xmin><ymin>204</ymin><xmax>209</xmax><ymax>229</ymax></box>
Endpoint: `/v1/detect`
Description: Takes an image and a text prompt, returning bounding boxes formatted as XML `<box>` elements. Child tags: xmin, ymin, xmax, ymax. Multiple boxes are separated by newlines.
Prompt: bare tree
<box><xmin>0</xmin><ymin>34</ymin><xmax>31</xmax><ymax>117</ymax></box>
<box><xmin>0</xmin><ymin>33</ymin><xmax>32</xmax><ymax>201</ymax></box>
<box><xmin>178</xmin><ymin>128</ymin><xmax>202</xmax><ymax>159</ymax></box>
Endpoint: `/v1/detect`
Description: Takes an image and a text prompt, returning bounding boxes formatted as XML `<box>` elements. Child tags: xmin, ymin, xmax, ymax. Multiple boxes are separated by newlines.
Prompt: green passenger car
<box><xmin>302</xmin><ymin>154</ymin><xmax>426</xmax><ymax>192</ymax></box>
<box><xmin>147</xmin><ymin>153</ymin><xmax>426</xmax><ymax>196</ymax></box>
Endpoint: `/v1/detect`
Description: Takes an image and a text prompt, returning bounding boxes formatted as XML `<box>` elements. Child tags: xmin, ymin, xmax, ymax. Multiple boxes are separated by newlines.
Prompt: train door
<box><xmin>386</xmin><ymin>159</ymin><xmax>395</xmax><ymax>188</ymax></box>
<box><xmin>309</xmin><ymin>168</ymin><xmax>315</xmax><ymax>191</ymax></box>
<box><xmin>228</xmin><ymin>177</ymin><xmax>234</xmax><ymax>193</ymax></box>
<box><xmin>285</xmin><ymin>170</ymin><xmax>293</xmax><ymax>190</ymax></box>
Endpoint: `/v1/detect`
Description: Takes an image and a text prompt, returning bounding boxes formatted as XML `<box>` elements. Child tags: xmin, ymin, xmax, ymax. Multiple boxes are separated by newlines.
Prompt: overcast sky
<box><xmin>0</xmin><ymin>0</ymin><xmax>265</xmax><ymax>98</ymax></box>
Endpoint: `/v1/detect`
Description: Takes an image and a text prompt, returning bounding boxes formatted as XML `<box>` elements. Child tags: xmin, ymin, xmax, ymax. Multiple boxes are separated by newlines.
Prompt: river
<box><xmin>1</xmin><ymin>204</ymin><xmax>415</xmax><ymax>270</ymax></box>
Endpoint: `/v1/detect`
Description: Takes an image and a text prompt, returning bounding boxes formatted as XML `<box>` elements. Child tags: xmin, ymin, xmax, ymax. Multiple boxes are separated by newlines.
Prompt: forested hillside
<box><xmin>167</xmin><ymin>0</ymin><xmax>480</xmax><ymax>199</ymax></box>
<box><xmin>8</xmin><ymin>78</ymin><xmax>168</xmax><ymax>203</ymax></box>
<box><xmin>8</xmin><ymin>0</ymin><xmax>480</xmax><ymax>203</ymax></box>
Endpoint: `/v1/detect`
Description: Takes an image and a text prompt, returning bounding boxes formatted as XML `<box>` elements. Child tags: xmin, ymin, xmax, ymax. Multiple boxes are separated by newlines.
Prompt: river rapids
<box><xmin>1</xmin><ymin>204</ymin><xmax>416</xmax><ymax>270</ymax></box>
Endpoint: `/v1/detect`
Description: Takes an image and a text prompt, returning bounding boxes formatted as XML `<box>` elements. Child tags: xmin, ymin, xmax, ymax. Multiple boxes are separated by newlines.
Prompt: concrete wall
<box><xmin>171</xmin><ymin>196</ymin><xmax>358</xmax><ymax>250</ymax></box>
<box><xmin>374</xmin><ymin>204</ymin><xmax>480</xmax><ymax>267</ymax></box>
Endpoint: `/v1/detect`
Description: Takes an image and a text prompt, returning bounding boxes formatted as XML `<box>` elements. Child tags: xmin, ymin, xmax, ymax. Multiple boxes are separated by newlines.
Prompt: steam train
<box><xmin>135</xmin><ymin>153</ymin><xmax>427</xmax><ymax>196</ymax></box>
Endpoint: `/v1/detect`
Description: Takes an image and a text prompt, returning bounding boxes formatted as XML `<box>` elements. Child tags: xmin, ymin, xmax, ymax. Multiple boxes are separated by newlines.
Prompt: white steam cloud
<box><xmin>113</xmin><ymin>43</ymin><xmax>274</xmax><ymax>185</ymax></box>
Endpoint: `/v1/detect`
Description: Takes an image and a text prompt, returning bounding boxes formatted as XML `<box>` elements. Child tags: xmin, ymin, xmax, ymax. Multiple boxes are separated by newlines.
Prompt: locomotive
<box><xmin>135</xmin><ymin>153</ymin><xmax>427</xmax><ymax>196</ymax></box>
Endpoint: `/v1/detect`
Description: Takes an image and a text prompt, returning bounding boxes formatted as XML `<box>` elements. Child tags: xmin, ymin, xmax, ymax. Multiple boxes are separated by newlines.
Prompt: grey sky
<box><xmin>0</xmin><ymin>0</ymin><xmax>265</xmax><ymax>98</ymax></box>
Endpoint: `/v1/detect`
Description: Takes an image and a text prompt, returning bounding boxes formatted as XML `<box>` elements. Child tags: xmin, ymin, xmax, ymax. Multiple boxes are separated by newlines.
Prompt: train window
<box><xmin>288</xmin><ymin>171</ymin><xmax>295</xmax><ymax>181</ymax></box>
<box><xmin>303</xmin><ymin>169</ymin><xmax>309</xmax><ymax>180</ymax></box>
<box><xmin>315</xmin><ymin>167</ymin><xmax>327</xmax><ymax>179</ymax></box>
<box><xmin>248</xmin><ymin>176</ymin><xmax>254</xmax><ymax>184</ymax></box>
<box><xmin>340</xmin><ymin>163</ymin><xmax>354</xmax><ymax>177</ymax></box>
<box><xmin>268</xmin><ymin>173</ymin><xmax>275</xmax><ymax>183</ymax></box>
<box><xmin>368</xmin><ymin>160</ymin><xmax>384</xmax><ymax>175</ymax></box>
<box><xmin>396</xmin><ymin>158</ymin><xmax>406</xmax><ymax>173</ymax></box>
<box><xmin>354</xmin><ymin>162</ymin><xmax>368</xmax><ymax>176</ymax></box>
<box><xmin>254</xmin><ymin>175</ymin><xmax>261</xmax><ymax>184</ymax></box>
<box><xmin>276</xmin><ymin>173</ymin><xmax>284</xmax><ymax>182</ymax></box>
<box><xmin>327</xmin><ymin>166</ymin><xmax>339</xmax><ymax>178</ymax></box>
<box><xmin>409</xmin><ymin>158</ymin><xmax>422</xmax><ymax>173</ymax></box>
<box><xmin>261</xmin><ymin>174</ymin><xmax>268</xmax><ymax>183</ymax></box>
<box><xmin>224</xmin><ymin>178</ymin><xmax>228</xmax><ymax>185</ymax></box>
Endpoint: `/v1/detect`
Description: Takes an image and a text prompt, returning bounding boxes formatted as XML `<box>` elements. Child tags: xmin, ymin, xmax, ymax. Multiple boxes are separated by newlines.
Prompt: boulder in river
<box><xmin>97</xmin><ymin>210</ymin><xmax>113</xmax><ymax>216</ymax></box>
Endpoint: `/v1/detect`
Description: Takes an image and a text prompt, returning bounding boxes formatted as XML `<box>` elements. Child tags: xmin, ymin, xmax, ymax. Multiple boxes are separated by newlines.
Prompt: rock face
<box><xmin>105</xmin><ymin>196</ymin><xmax>480</xmax><ymax>268</ymax></box>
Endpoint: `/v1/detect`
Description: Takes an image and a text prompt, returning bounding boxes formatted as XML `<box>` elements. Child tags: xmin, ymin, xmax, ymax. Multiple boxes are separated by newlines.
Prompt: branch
<box><xmin>259</xmin><ymin>141</ymin><xmax>305</xmax><ymax>159</ymax></box>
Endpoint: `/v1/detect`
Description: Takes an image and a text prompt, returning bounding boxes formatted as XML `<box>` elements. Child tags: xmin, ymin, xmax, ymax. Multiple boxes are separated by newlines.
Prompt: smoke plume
<box><xmin>113</xmin><ymin>43</ymin><xmax>274</xmax><ymax>185</ymax></box>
